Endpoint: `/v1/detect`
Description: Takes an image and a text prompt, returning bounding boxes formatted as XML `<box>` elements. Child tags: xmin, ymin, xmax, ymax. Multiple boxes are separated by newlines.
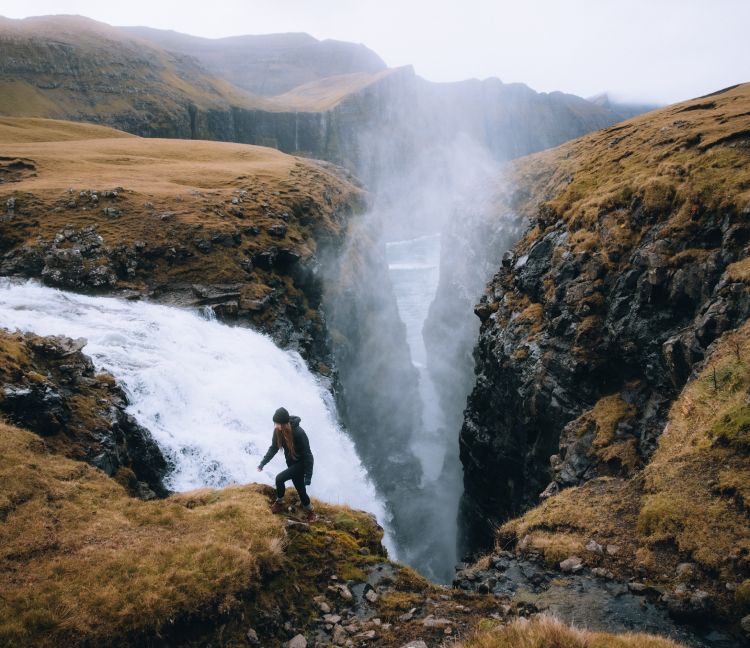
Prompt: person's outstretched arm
<box><xmin>258</xmin><ymin>434</ymin><xmax>278</xmax><ymax>470</ymax></box>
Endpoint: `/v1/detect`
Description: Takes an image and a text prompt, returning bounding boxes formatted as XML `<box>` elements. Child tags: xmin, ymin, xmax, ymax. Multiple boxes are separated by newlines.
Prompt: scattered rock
<box><xmin>323</xmin><ymin>614</ymin><xmax>342</xmax><ymax>624</ymax></box>
<box><xmin>591</xmin><ymin>568</ymin><xmax>614</xmax><ymax>579</ymax></box>
<box><xmin>741</xmin><ymin>614</ymin><xmax>750</xmax><ymax>635</ymax></box>
<box><xmin>398</xmin><ymin>608</ymin><xmax>417</xmax><ymax>622</ymax></box>
<box><xmin>422</xmin><ymin>617</ymin><xmax>452</xmax><ymax>628</ymax></box>
<box><xmin>675</xmin><ymin>563</ymin><xmax>696</xmax><ymax>580</ymax></box>
<box><xmin>246</xmin><ymin>628</ymin><xmax>259</xmax><ymax>644</ymax></box>
<box><xmin>559</xmin><ymin>556</ymin><xmax>583</xmax><ymax>573</ymax></box>
<box><xmin>585</xmin><ymin>540</ymin><xmax>604</xmax><ymax>554</ymax></box>
<box><xmin>286</xmin><ymin>634</ymin><xmax>307</xmax><ymax>648</ymax></box>
<box><xmin>399</xmin><ymin>641</ymin><xmax>428</xmax><ymax>648</ymax></box>
<box><xmin>332</xmin><ymin>624</ymin><xmax>347</xmax><ymax>645</ymax></box>
<box><xmin>285</xmin><ymin>519</ymin><xmax>310</xmax><ymax>532</ymax></box>
<box><xmin>606</xmin><ymin>545</ymin><xmax>621</xmax><ymax>556</ymax></box>
<box><xmin>364</xmin><ymin>589</ymin><xmax>378</xmax><ymax>603</ymax></box>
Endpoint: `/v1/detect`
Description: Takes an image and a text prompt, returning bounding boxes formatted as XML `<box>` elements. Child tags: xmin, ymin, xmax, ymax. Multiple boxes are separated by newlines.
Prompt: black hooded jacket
<box><xmin>259</xmin><ymin>415</ymin><xmax>314</xmax><ymax>482</ymax></box>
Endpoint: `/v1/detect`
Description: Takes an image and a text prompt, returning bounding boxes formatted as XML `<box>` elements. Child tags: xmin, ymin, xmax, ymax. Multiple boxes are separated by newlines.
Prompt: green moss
<box><xmin>710</xmin><ymin>404</ymin><xmax>750</xmax><ymax>450</ymax></box>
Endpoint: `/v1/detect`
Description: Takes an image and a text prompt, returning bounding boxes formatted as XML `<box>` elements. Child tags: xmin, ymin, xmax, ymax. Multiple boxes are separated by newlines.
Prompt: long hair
<box><xmin>274</xmin><ymin>422</ymin><xmax>297</xmax><ymax>459</ymax></box>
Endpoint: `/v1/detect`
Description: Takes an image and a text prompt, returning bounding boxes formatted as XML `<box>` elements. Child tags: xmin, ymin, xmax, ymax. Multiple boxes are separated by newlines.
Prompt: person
<box><xmin>257</xmin><ymin>407</ymin><xmax>316</xmax><ymax>522</ymax></box>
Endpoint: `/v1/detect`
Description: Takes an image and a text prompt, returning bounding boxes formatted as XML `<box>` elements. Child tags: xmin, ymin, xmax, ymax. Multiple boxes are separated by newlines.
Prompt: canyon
<box><xmin>0</xmin><ymin>12</ymin><xmax>748</xmax><ymax>648</ymax></box>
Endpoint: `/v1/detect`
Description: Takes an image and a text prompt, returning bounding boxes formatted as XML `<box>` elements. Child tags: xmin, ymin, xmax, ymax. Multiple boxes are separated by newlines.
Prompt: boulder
<box><xmin>287</xmin><ymin>634</ymin><xmax>307</xmax><ymax>648</ymax></box>
<box><xmin>559</xmin><ymin>556</ymin><xmax>583</xmax><ymax>573</ymax></box>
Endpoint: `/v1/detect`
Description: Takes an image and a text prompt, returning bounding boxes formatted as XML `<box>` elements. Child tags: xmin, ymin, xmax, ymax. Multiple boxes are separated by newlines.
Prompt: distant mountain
<box><xmin>121</xmin><ymin>25</ymin><xmax>388</xmax><ymax>96</ymax></box>
<box><xmin>587</xmin><ymin>92</ymin><xmax>660</xmax><ymax>121</ymax></box>
<box><xmin>0</xmin><ymin>15</ymin><xmax>274</xmax><ymax>137</ymax></box>
<box><xmin>0</xmin><ymin>14</ymin><xmax>647</xmax><ymax>184</ymax></box>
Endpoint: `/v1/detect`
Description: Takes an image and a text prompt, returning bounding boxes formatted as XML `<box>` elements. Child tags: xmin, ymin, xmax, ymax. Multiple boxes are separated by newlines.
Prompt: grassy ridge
<box><xmin>0</xmin><ymin>421</ymin><xmax>284</xmax><ymax>645</ymax></box>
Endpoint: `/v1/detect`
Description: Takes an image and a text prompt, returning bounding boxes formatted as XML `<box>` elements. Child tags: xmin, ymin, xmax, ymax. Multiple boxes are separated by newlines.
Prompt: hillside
<box><xmin>0</xmin><ymin>116</ymin><xmax>365</xmax><ymax>367</ymax></box>
<box><xmin>456</xmin><ymin>83</ymin><xmax>750</xmax><ymax>630</ymax></box>
<box><xmin>497</xmin><ymin>321</ymin><xmax>750</xmax><ymax>624</ymax></box>
<box><xmin>0</xmin><ymin>15</ymin><xmax>637</xmax><ymax>177</ymax></box>
<box><xmin>0</xmin><ymin>15</ymin><xmax>284</xmax><ymax>134</ymax></box>
<box><xmin>121</xmin><ymin>26</ymin><xmax>388</xmax><ymax>97</ymax></box>
<box><xmin>0</xmin><ymin>324</ymin><xmax>695</xmax><ymax>647</ymax></box>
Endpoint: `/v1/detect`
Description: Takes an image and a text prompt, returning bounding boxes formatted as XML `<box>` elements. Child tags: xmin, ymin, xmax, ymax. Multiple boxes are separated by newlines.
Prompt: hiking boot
<box><xmin>270</xmin><ymin>500</ymin><xmax>284</xmax><ymax>514</ymax></box>
<box><xmin>304</xmin><ymin>507</ymin><xmax>316</xmax><ymax>522</ymax></box>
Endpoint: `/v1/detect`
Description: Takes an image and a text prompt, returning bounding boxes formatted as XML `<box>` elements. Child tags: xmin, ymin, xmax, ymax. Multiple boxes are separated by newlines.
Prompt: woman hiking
<box><xmin>257</xmin><ymin>407</ymin><xmax>316</xmax><ymax>522</ymax></box>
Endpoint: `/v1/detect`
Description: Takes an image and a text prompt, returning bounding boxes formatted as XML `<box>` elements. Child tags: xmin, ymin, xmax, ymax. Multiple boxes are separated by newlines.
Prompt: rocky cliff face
<box><xmin>0</xmin><ymin>118</ymin><xmax>365</xmax><ymax>371</ymax></box>
<box><xmin>0</xmin><ymin>329</ymin><xmax>168</xmax><ymax>497</ymax></box>
<box><xmin>459</xmin><ymin>83</ymin><xmax>750</xmax><ymax>553</ymax></box>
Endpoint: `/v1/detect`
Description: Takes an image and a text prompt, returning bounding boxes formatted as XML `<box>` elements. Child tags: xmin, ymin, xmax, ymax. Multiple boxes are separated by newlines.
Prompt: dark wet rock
<box><xmin>194</xmin><ymin>238</ymin><xmax>212</xmax><ymax>253</ymax></box>
<box><xmin>460</xmin><ymin>202</ymin><xmax>750</xmax><ymax>552</ymax></box>
<box><xmin>191</xmin><ymin>283</ymin><xmax>241</xmax><ymax>303</ymax></box>
<box><xmin>268</xmin><ymin>223</ymin><xmax>288</xmax><ymax>238</ymax></box>
<box><xmin>211</xmin><ymin>232</ymin><xmax>241</xmax><ymax>248</ymax></box>
<box><xmin>0</xmin><ymin>383</ymin><xmax>70</xmax><ymax>435</ymax></box>
<box><xmin>661</xmin><ymin>588</ymin><xmax>714</xmax><ymax>621</ymax></box>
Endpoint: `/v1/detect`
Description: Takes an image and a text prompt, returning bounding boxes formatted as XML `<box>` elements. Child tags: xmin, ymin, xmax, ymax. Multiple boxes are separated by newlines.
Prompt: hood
<box><xmin>290</xmin><ymin>415</ymin><xmax>301</xmax><ymax>428</ymax></box>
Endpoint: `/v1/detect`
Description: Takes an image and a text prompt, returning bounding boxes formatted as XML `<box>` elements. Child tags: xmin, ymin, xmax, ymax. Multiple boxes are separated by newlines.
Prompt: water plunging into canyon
<box><xmin>0</xmin><ymin>279</ymin><xmax>392</xmax><ymax>548</ymax></box>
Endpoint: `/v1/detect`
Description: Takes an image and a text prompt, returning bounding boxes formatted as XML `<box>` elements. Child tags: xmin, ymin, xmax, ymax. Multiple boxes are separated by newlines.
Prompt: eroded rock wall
<box><xmin>458</xmin><ymin>84</ymin><xmax>750</xmax><ymax>553</ymax></box>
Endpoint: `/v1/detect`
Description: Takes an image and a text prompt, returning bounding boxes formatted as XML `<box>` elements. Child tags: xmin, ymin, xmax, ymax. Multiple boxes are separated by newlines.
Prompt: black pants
<box><xmin>275</xmin><ymin>463</ymin><xmax>310</xmax><ymax>507</ymax></box>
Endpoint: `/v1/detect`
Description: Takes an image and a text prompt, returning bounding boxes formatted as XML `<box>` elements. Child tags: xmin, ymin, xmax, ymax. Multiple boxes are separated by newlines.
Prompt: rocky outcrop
<box><xmin>459</xmin><ymin>83</ymin><xmax>750</xmax><ymax>553</ymax></box>
<box><xmin>0</xmin><ymin>126</ymin><xmax>365</xmax><ymax>370</ymax></box>
<box><xmin>0</xmin><ymin>329</ymin><xmax>168</xmax><ymax>497</ymax></box>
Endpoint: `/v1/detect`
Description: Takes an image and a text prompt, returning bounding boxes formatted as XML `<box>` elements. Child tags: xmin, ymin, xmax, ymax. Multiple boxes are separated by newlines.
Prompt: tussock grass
<box><xmin>456</xmin><ymin>615</ymin><xmax>685</xmax><ymax>648</ymax></box>
<box><xmin>0</xmin><ymin>421</ymin><xmax>284</xmax><ymax>646</ymax></box>
<box><xmin>508</xmin><ymin>83</ymin><xmax>750</xmax><ymax>265</ymax></box>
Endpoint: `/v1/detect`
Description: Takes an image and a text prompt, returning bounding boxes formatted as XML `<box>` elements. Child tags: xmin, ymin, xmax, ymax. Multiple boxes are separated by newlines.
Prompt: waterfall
<box><xmin>0</xmin><ymin>279</ymin><xmax>390</xmax><ymax>542</ymax></box>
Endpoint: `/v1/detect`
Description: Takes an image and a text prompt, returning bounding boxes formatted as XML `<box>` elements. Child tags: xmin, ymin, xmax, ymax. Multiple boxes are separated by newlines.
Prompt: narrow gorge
<box><xmin>0</xmin><ymin>12</ymin><xmax>748</xmax><ymax>648</ymax></box>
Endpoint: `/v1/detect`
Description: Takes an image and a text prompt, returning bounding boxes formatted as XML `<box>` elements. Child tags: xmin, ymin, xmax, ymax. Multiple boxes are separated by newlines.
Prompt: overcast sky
<box><xmin>4</xmin><ymin>0</ymin><xmax>749</xmax><ymax>104</ymax></box>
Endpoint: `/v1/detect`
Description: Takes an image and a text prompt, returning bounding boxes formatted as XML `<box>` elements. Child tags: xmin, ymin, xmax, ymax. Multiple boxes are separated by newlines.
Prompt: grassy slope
<box><xmin>499</xmin><ymin>300</ymin><xmax>750</xmax><ymax>619</ymax></box>
<box><xmin>506</xmin><ymin>83</ymin><xmax>750</xmax><ymax>262</ymax></box>
<box><xmin>457</xmin><ymin>616</ymin><xmax>683</xmax><ymax>648</ymax></box>
<box><xmin>0</xmin><ymin>419</ymin><xmax>284</xmax><ymax>645</ymax></box>
<box><xmin>0</xmin><ymin>412</ymin><xmax>691</xmax><ymax>647</ymax></box>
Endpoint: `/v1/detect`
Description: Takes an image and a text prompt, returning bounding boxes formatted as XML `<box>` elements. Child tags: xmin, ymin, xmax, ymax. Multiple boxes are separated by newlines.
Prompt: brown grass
<box><xmin>270</xmin><ymin>68</ymin><xmax>401</xmax><ymax>111</ymax></box>
<box><xmin>507</xmin><ymin>83</ymin><xmax>750</xmax><ymax>260</ymax></box>
<box><xmin>0</xmin><ymin>117</ymin><xmax>365</xmax><ymax>331</ymax></box>
<box><xmin>0</xmin><ymin>420</ymin><xmax>285</xmax><ymax>646</ymax></box>
<box><xmin>456</xmin><ymin>615</ymin><xmax>685</xmax><ymax>648</ymax></box>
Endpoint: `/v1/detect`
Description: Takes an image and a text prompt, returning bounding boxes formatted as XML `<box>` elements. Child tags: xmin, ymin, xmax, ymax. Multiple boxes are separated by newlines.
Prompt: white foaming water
<box><xmin>0</xmin><ymin>280</ymin><xmax>389</xmax><ymax>534</ymax></box>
